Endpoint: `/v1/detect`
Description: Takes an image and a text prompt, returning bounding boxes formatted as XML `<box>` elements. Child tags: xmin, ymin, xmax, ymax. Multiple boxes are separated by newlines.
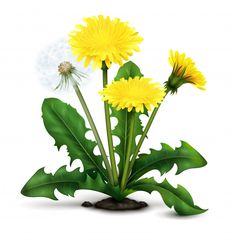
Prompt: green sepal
<box><xmin>127</xmin><ymin>177</ymin><xmax>207</xmax><ymax>215</ymax></box>
<box><xmin>21</xmin><ymin>166</ymin><xmax>125</xmax><ymax>201</ymax></box>
<box><xmin>42</xmin><ymin>98</ymin><xmax>107</xmax><ymax>180</ymax></box>
<box><xmin>129</xmin><ymin>141</ymin><xmax>207</xmax><ymax>183</ymax></box>
<box><xmin>164</xmin><ymin>71</ymin><xmax>194</xmax><ymax>94</ymax></box>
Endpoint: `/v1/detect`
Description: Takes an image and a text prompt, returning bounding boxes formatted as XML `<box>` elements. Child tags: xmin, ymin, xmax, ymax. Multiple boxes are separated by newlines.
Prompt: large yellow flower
<box><xmin>99</xmin><ymin>77</ymin><xmax>166</xmax><ymax>113</ymax></box>
<box><xmin>166</xmin><ymin>50</ymin><xmax>206</xmax><ymax>93</ymax></box>
<box><xmin>69</xmin><ymin>15</ymin><xmax>143</xmax><ymax>69</ymax></box>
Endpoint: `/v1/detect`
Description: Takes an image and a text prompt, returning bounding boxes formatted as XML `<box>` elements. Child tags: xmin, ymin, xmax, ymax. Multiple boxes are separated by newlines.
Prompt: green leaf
<box><xmin>129</xmin><ymin>141</ymin><xmax>207</xmax><ymax>183</ymax></box>
<box><xmin>111</xmin><ymin>61</ymin><xmax>148</xmax><ymax>179</ymax></box>
<box><xmin>128</xmin><ymin>177</ymin><xmax>207</xmax><ymax>215</ymax></box>
<box><xmin>114</xmin><ymin>61</ymin><xmax>143</xmax><ymax>80</ymax></box>
<box><xmin>42</xmin><ymin>98</ymin><xmax>107</xmax><ymax>180</ymax></box>
<box><xmin>21</xmin><ymin>166</ymin><xmax>124</xmax><ymax>201</ymax></box>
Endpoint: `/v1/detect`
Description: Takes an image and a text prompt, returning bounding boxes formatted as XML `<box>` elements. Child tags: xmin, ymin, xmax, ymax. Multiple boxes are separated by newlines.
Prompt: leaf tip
<box><xmin>20</xmin><ymin>186</ymin><xmax>26</xmax><ymax>196</ymax></box>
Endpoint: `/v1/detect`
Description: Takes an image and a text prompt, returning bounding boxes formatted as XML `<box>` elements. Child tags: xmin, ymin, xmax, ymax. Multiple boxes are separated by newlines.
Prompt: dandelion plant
<box><xmin>21</xmin><ymin>15</ymin><xmax>207</xmax><ymax>215</ymax></box>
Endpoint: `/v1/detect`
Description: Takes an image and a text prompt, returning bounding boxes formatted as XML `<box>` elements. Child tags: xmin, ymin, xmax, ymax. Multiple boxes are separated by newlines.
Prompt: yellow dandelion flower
<box><xmin>69</xmin><ymin>15</ymin><xmax>143</xmax><ymax>69</ymax></box>
<box><xmin>166</xmin><ymin>50</ymin><xmax>206</xmax><ymax>93</ymax></box>
<box><xmin>99</xmin><ymin>77</ymin><xmax>166</xmax><ymax>113</ymax></box>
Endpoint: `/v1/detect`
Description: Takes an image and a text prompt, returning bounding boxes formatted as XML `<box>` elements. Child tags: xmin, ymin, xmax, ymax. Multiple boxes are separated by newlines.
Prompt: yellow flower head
<box><xmin>69</xmin><ymin>15</ymin><xmax>143</xmax><ymax>69</ymax></box>
<box><xmin>99</xmin><ymin>77</ymin><xmax>166</xmax><ymax>113</ymax></box>
<box><xmin>166</xmin><ymin>50</ymin><xmax>206</xmax><ymax>93</ymax></box>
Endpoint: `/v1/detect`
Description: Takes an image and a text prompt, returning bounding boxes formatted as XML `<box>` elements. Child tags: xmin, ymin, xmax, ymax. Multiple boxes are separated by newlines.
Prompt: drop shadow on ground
<box><xmin>22</xmin><ymin>199</ymin><xmax>205</xmax><ymax>219</ymax></box>
<box><xmin>159</xmin><ymin>210</ymin><xmax>208</xmax><ymax>220</ymax></box>
<box><xmin>21</xmin><ymin>199</ymin><xmax>164</xmax><ymax>214</ymax></box>
<box><xmin>22</xmin><ymin>200</ymin><xmax>83</xmax><ymax>210</ymax></box>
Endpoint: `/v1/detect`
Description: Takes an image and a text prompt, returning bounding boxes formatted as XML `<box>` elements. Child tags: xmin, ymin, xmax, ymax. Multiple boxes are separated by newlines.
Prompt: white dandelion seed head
<box><xmin>35</xmin><ymin>38</ymin><xmax>92</xmax><ymax>91</ymax></box>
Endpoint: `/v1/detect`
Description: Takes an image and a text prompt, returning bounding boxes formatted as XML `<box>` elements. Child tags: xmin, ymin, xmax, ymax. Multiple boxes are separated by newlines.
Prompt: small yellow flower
<box><xmin>69</xmin><ymin>15</ymin><xmax>143</xmax><ymax>69</ymax></box>
<box><xmin>166</xmin><ymin>50</ymin><xmax>206</xmax><ymax>93</ymax></box>
<box><xmin>99</xmin><ymin>77</ymin><xmax>166</xmax><ymax>113</ymax></box>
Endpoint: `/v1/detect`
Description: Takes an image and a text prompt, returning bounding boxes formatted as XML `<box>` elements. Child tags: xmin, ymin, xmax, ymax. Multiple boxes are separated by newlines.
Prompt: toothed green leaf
<box><xmin>128</xmin><ymin>177</ymin><xmax>207</xmax><ymax>215</ymax></box>
<box><xmin>42</xmin><ymin>98</ymin><xmax>107</xmax><ymax>180</ymax></box>
<box><xmin>114</xmin><ymin>61</ymin><xmax>143</xmax><ymax>80</ymax></box>
<box><xmin>21</xmin><ymin>166</ymin><xmax>124</xmax><ymax>201</ymax></box>
<box><xmin>129</xmin><ymin>141</ymin><xmax>207</xmax><ymax>183</ymax></box>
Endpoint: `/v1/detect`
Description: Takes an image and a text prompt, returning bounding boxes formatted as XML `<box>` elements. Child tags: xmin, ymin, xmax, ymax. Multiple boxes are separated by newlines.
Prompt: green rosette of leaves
<box><xmin>21</xmin><ymin>15</ymin><xmax>208</xmax><ymax>216</ymax></box>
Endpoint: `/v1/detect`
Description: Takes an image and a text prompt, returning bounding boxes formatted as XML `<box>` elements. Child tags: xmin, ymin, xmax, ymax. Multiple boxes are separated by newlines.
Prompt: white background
<box><xmin>1</xmin><ymin>0</ymin><xmax>234</xmax><ymax>241</ymax></box>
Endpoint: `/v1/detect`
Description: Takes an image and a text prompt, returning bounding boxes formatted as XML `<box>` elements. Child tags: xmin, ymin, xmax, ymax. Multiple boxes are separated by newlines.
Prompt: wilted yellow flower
<box><xmin>99</xmin><ymin>77</ymin><xmax>165</xmax><ymax>113</ymax></box>
<box><xmin>69</xmin><ymin>15</ymin><xmax>143</xmax><ymax>69</ymax></box>
<box><xmin>166</xmin><ymin>50</ymin><xmax>206</xmax><ymax>93</ymax></box>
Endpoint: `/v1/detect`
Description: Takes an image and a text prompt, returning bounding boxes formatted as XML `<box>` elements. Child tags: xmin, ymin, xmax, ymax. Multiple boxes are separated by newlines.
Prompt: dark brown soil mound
<box><xmin>81</xmin><ymin>201</ymin><xmax>93</xmax><ymax>207</ymax></box>
<box><xmin>94</xmin><ymin>198</ymin><xmax>148</xmax><ymax>210</ymax></box>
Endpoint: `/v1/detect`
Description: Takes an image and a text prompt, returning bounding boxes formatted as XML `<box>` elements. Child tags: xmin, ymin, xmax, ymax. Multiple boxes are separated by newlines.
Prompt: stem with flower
<box><xmin>55</xmin><ymin>62</ymin><xmax>114</xmax><ymax>185</ymax></box>
<box><xmin>72</xmin><ymin>82</ymin><xmax>114</xmax><ymax>185</ymax></box>
<box><xmin>127</xmin><ymin>90</ymin><xmax>169</xmax><ymax>179</ymax></box>
<box><xmin>120</xmin><ymin>91</ymin><xmax>169</xmax><ymax>190</ymax></box>
<box><xmin>102</xmin><ymin>62</ymin><xmax>119</xmax><ymax>185</ymax></box>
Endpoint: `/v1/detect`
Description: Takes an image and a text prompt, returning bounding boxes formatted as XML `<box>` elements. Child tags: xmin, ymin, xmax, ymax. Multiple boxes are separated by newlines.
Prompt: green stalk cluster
<box><xmin>72</xmin><ymin>62</ymin><xmax>168</xmax><ymax>190</ymax></box>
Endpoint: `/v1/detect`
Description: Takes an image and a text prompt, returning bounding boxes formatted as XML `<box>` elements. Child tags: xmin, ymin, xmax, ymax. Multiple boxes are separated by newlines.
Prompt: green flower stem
<box><xmin>72</xmin><ymin>83</ymin><xmax>114</xmax><ymax>186</ymax></box>
<box><xmin>127</xmin><ymin>92</ymin><xmax>169</xmax><ymax>179</ymax></box>
<box><xmin>102</xmin><ymin>63</ymin><xmax>119</xmax><ymax>186</ymax></box>
<box><xmin>120</xmin><ymin>110</ymin><xmax>136</xmax><ymax>191</ymax></box>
